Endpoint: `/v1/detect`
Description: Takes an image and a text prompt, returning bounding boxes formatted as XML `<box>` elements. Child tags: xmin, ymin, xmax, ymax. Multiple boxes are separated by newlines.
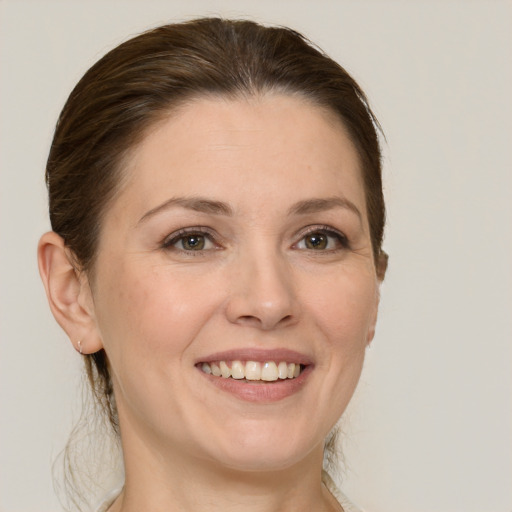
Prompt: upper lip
<box><xmin>196</xmin><ymin>348</ymin><xmax>313</xmax><ymax>366</ymax></box>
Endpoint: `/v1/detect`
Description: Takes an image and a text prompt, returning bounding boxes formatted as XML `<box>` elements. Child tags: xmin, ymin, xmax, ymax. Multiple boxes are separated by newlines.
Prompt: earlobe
<box><xmin>367</xmin><ymin>250</ymin><xmax>388</xmax><ymax>346</ymax></box>
<box><xmin>366</xmin><ymin>281</ymin><xmax>382</xmax><ymax>347</ymax></box>
<box><xmin>37</xmin><ymin>231</ymin><xmax>103</xmax><ymax>354</ymax></box>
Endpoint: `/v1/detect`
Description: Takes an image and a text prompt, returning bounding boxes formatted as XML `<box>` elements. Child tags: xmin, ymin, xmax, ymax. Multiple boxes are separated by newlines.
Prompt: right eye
<box><xmin>162</xmin><ymin>229</ymin><xmax>217</xmax><ymax>253</ymax></box>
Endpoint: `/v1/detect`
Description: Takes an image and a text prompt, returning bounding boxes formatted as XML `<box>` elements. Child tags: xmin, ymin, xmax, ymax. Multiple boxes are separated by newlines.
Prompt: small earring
<box><xmin>77</xmin><ymin>340</ymin><xmax>83</xmax><ymax>354</ymax></box>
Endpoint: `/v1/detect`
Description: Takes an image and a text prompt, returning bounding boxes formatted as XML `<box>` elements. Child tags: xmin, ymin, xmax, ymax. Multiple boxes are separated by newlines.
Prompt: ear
<box><xmin>366</xmin><ymin>286</ymin><xmax>380</xmax><ymax>346</ymax></box>
<box><xmin>376</xmin><ymin>250</ymin><xmax>389</xmax><ymax>282</ymax></box>
<box><xmin>367</xmin><ymin>251</ymin><xmax>388</xmax><ymax>346</ymax></box>
<box><xmin>37</xmin><ymin>231</ymin><xmax>104</xmax><ymax>354</ymax></box>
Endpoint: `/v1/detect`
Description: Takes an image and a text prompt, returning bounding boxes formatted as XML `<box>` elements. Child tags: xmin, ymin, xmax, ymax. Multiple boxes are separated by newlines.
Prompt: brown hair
<box><xmin>46</xmin><ymin>16</ymin><xmax>386</xmax><ymax>505</ymax></box>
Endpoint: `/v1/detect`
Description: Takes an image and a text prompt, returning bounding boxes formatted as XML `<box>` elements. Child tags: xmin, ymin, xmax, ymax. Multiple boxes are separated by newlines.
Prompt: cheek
<box><xmin>305</xmin><ymin>269</ymin><xmax>376</xmax><ymax>412</ymax></box>
<box><xmin>93</xmin><ymin>261</ymin><xmax>221</xmax><ymax>365</ymax></box>
<box><xmin>306</xmin><ymin>270</ymin><xmax>377</xmax><ymax>346</ymax></box>
<box><xmin>92</xmin><ymin>262</ymin><xmax>226</xmax><ymax>427</ymax></box>
<box><xmin>306</xmin><ymin>275</ymin><xmax>373</xmax><ymax>419</ymax></box>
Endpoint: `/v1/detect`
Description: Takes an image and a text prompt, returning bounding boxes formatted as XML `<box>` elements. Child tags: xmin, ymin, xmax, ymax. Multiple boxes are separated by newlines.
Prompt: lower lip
<box><xmin>197</xmin><ymin>365</ymin><xmax>312</xmax><ymax>403</ymax></box>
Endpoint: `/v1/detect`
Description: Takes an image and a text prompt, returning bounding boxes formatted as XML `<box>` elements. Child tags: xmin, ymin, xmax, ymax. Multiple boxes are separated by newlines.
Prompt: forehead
<box><xmin>118</xmin><ymin>93</ymin><xmax>366</xmax><ymax>217</ymax></box>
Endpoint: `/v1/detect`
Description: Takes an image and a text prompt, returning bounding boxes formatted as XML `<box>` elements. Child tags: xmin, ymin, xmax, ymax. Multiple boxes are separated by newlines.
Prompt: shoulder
<box><xmin>322</xmin><ymin>470</ymin><xmax>366</xmax><ymax>512</ymax></box>
<box><xmin>94</xmin><ymin>485</ymin><xmax>123</xmax><ymax>512</ymax></box>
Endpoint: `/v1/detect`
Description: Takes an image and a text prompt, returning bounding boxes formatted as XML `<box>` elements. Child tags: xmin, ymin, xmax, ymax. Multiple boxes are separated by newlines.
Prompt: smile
<box><xmin>196</xmin><ymin>349</ymin><xmax>313</xmax><ymax>402</ymax></box>
<box><xmin>200</xmin><ymin>360</ymin><xmax>304</xmax><ymax>381</ymax></box>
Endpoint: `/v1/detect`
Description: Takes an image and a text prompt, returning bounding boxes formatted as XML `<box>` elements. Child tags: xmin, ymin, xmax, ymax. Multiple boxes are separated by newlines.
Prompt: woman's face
<box><xmin>87</xmin><ymin>94</ymin><xmax>380</xmax><ymax>472</ymax></box>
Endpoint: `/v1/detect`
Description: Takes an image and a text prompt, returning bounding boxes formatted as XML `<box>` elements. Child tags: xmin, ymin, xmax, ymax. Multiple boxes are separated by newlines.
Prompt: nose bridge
<box><xmin>226</xmin><ymin>239</ymin><xmax>298</xmax><ymax>330</ymax></box>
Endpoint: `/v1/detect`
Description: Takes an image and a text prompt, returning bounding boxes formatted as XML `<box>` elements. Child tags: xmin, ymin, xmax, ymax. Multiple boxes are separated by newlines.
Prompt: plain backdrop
<box><xmin>1</xmin><ymin>1</ymin><xmax>511</xmax><ymax>511</ymax></box>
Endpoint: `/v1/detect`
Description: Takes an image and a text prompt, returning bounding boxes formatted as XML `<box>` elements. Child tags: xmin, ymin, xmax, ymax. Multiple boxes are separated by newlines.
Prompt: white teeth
<box><xmin>278</xmin><ymin>361</ymin><xmax>288</xmax><ymax>379</ymax></box>
<box><xmin>245</xmin><ymin>361</ymin><xmax>262</xmax><ymax>380</ymax></box>
<box><xmin>231</xmin><ymin>360</ymin><xmax>245</xmax><ymax>379</ymax></box>
<box><xmin>211</xmin><ymin>363</ymin><xmax>221</xmax><ymax>377</ymax></box>
<box><xmin>200</xmin><ymin>360</ymin><xmax>304</xmax><ymax>381</ymax></box>
<box><xmin>220</xmin><ymin>360</ymin><xmax>231</xmax><ymax>378</ymax></box>
<box><xmin>261</xmin><ymin>361</ymin><xmax>278</xmax><ymax>381</ymax></box>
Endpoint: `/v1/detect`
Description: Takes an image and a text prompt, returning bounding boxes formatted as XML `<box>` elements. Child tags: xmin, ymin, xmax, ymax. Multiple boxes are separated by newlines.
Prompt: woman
<box><xmin>38</xmin><ymin>17</ymin><xmax>387</xmax><ymax>512</ymax></box>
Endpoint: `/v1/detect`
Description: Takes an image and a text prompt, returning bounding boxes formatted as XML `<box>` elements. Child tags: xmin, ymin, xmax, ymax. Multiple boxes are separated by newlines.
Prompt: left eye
<box><xmin>295</xmin><ymin>230</ymin><xmax>346</xmax><ymax>251</ymax></box>
<box><xmin>165</xmin><ymin>232</ymin><xmax>215</xmax><ymax>251</ymax></box>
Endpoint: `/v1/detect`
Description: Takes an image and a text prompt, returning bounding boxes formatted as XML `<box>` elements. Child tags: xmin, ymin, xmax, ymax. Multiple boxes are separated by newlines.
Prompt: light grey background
<box><xmin>1</xmin><ymin>1</ymin><xmax>511</xmax><ymax>511</ymax></box>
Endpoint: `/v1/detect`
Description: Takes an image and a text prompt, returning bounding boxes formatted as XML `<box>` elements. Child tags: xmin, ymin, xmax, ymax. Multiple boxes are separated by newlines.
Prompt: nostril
<box><xmin>236</xmin><ymin>313</ymin><xmax>295</xmax><ymax>330</ymax></box>
<box><xmin>237</xmin><ymin>315</ymin><xmax>263</xmax><ymax>327</ymax></box>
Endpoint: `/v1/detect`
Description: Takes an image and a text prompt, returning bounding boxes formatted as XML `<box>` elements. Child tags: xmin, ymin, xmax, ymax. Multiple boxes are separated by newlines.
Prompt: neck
<box><xmin>110</xmin><ymin>427</ymin><xmax>340</xmax><ymax>512</ymax></box>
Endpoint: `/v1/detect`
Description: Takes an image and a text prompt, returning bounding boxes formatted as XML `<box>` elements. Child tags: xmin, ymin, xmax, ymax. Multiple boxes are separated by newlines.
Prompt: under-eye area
<box><xmin>199</xmin><ymin>360</ymin><xmax>307</xmax><ymax>382</ymax></box>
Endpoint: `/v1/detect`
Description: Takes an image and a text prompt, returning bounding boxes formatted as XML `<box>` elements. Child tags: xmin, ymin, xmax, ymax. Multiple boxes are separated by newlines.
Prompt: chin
<box><xmin>204</xmin><ymin>423</ymin><xmax>323</xmax><ymax>473</ymax></box>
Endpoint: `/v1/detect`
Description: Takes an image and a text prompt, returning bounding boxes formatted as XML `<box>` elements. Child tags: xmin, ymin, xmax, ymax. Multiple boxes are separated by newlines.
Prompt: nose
<box><xmin>225</xmin><ymin>248</ymin><xmax>300</xmax><ymax>331</ymax></box>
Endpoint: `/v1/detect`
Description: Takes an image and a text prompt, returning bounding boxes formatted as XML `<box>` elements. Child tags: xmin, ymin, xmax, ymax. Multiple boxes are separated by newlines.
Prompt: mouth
<box><xmin>198</xmin><ymin>360</ymin><xmax>306</xmax><ymax>382</ymax></box>
<box><xmin>195</xmin><ymin>349</ymin><xmax>313</xmax><ymax>402</ymax></box>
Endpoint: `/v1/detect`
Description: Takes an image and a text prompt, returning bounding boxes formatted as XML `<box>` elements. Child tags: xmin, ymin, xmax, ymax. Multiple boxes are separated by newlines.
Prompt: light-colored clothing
<box><xmin>322</xmin><ymin>470</ymin><xmax>364</xmax><ymax>512</ymax></box>
<box><xmin>95</xmin><ymin>485</ymin><xmax>123</xmax><ymax>512</ymax></box>
<box><xmin>95</xmin><ymin>472</ymin><xmax>363</xmax><ymax>512</ymax></box>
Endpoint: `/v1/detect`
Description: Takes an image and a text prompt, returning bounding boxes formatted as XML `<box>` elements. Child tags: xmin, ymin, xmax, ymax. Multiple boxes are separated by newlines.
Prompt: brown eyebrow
<box><xmin>138</xmin><ymin>196</ymin><xmax>233</xmax><ymax>224</ymax></box>
<box><xmin>138</xmin><ymin>195</ymin><xmax>362</xmax><ymax>225</ymax></box>
<box><xmin>287</xmin><ymin>197</ymin><xmax>362</xmax><ymax>223</ymax></box>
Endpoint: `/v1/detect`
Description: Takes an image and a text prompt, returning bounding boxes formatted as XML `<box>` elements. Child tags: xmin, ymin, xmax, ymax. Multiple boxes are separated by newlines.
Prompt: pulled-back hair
<box><xmin>46</xmin><ymin>17</ymin><xmax>386</xmax><ymax>509</ymax></box>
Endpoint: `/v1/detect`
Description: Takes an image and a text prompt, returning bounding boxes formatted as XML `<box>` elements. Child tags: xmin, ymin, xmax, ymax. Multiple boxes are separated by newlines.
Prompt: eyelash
<box><xmin>161</xmin><ymin>225</ymin><xmax>350</xmax><ymax>254</ymax></box>
<box><xmin>161</xmin><ymin>227</ymin><xmax>218</xmax><ymax>254</ymax></box>
<box><xmin>294</xmin><ymin>225</ymin><xmax>350</xmax><ymax>252</ymax></box>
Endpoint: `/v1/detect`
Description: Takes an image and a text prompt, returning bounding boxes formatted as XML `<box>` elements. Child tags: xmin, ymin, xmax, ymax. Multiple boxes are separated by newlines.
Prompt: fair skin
<box><xmin>39</xmin><ymin>94</ymin><xmax>382</xmax><ymax>512</ymax></box>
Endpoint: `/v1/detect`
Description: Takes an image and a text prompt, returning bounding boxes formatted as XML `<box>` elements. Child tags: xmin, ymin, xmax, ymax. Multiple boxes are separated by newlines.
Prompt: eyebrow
<box><xmin>138</xmin><ymin>196</ymin><xmax>233</xmax><ymax>224</ymax></box>
<box><xmin>287</xmin><ymin>197</ymin><xmax>362</xmax><ymax>223</ymax></box>
<box><xmin>138</xmin><ymin>195</ymin><xmax>362</xmax><ymax>224</ymax></box>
